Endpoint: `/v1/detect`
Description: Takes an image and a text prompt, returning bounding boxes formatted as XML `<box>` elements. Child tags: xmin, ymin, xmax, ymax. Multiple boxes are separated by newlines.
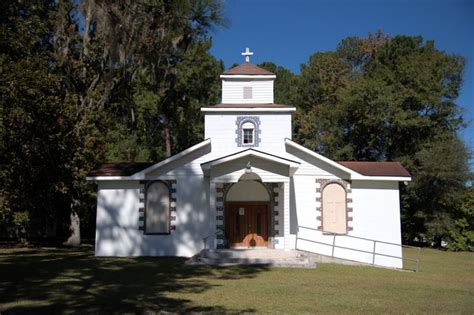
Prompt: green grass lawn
<box><xmin>0</xmin><ymin>247</ymin><xmax>473</xmax><ymax>314</ymax></box>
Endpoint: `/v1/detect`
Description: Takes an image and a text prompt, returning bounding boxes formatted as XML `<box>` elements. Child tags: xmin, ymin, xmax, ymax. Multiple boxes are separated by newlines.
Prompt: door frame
<box><xmin>224</xmin><ymin>201</ymin><xmax>271</xmax><ymax>248</ymax></box>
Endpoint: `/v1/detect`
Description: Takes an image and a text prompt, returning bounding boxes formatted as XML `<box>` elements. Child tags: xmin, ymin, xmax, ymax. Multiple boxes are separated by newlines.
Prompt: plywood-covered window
<box><xmin>243</xmin><ymin>86</ymin><xmax>252</xmax><ymax>99</ymax></box>
<box><xmin>322</xmin><ymin>183</ymin><xmax>347</xmax><ymax>234</ymax></box>
<box><xmin>145</xmin><ymin>181</ymin><xmax>170</xmax><ymax>234</ymax></box>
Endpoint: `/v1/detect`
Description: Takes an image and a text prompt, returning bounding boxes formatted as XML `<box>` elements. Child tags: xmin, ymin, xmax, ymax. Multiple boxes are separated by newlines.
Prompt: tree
<box><xmin>404</xmin><ymin>134</ymin><xmax>470</xmax><ymax>245</ymax></box>
<box><xmin>54</xmin><ymin>0</ymin><xmax>225</xmax><ymax>245</ymax></box>
<box><xmin>294</xmin><ymin>32</ymin><xmax>471</xmax><ymax>247</ymax></box>
<box><xmin>258</xmin><ymin>62</ymin><xmax>298</xmax><ymax>105</ymax></box>
<box><xmin>293</xmin><ymin>52</ymin><xmax>350</xmax><ymax>155</ymax></box>
<box><xmin>106</xmin><ymin>40</ymin><xmax>223</xmax><ymax>162</ymax></box>
<box><xmin>1</xmin><ymin>0</ymin><xmax>226</xmax><ymax>245</ymax></box>
<box><xmin>77</xmin><ymin>0</ymin><xmax>226</xmax><ymax>157</ymax></box>
<box><xmin>0</xmin><ymin>0</ymin><xmax>72</xmax><ymax>241</ymax></box>
<box><xmin>448</xmin><ymin>178</ymin><xmax>474</xmax><ymax>251</ymax></box>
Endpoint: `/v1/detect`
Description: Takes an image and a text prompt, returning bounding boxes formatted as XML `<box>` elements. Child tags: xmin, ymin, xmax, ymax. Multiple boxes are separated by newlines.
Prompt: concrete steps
<box><xmin>188</xmin><ymin>249</ymin><xmax>317</xmax><ymax>269</ymax></box>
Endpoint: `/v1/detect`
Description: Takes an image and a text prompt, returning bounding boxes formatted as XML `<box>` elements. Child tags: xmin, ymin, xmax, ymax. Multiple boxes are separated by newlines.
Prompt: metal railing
<box><xmin>297</xmin><ymin>226</ymin><xmax>421</xmax><ymax>272</ymax></box>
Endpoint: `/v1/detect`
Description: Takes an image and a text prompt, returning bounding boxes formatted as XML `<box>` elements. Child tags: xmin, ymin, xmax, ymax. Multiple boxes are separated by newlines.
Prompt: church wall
<box><xmin>349</xmin><ymin>180</ymin><xmax>402</xmax><ymax>268</ymax></box>
<box><xmin>222</xmin><ymin>79</ymin><xmax>274</xmax><ymax>104</ymax></box>
<box><xmin>95</xmin><ymin>178</ymin><xmax>209</xmax><ymax>257</ymax></box>
<box><xmin>204</xmin><ymin>112</ymin><xmax>292</xmax><ymax>157</ymax></box>
<box><xmin>295</xmin><ymin>179</ymin><xmax>403</xmax><ymax>269</ymax></box>
<box><xmin>291</xmin><ymin>175</ymin><xmax>318</xmax><ymax>233</ymax></box>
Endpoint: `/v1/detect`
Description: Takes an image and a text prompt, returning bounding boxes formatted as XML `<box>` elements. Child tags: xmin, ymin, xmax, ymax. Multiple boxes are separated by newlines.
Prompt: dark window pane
<box><xmin>243</xmin><ymin>128</ymin><xmax>253</xmax><ymax>144</ymax></box>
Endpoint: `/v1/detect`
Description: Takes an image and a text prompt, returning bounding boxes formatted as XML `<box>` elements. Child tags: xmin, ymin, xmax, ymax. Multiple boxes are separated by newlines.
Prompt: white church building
<box><xmin>87</xmin><ymin>49</ymin><xmax>411</xmax><ymax>269</ymax></box>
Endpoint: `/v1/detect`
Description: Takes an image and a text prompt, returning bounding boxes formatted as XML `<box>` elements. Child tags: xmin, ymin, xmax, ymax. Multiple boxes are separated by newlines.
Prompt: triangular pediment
<box><xmin>201</xmin><ymin>149</ymin><xmax>300</xmax><ymax>176</ymax></box>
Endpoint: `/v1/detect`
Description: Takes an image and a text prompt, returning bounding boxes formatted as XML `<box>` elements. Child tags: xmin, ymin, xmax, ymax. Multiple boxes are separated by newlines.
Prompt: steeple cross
<box><xmin>241</xmin><ymin>47</ymin><xmax>254</xmax><ymax>63</ymax></box>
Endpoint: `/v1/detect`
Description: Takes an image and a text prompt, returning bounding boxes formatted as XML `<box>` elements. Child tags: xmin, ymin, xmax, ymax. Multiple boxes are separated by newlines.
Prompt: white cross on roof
<box><xmin>241</xmin><ymin>47</ymin><xmax>254</xmax><ymax>63</ymax></box>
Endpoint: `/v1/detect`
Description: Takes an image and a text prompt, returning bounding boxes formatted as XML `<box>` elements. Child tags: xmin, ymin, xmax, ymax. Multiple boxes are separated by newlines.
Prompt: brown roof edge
<box><xmin>87</xmin><ymin>162</ymin><xmax>155</xmax><ymax>177</ymax></box>
<box><xmin>223</xmin><ymin>63</ymin><xmax>274</xmax><ymax>75</ymax></box>
<box><xmin>337</xmin><ymin>161</ymin><xmax>411</xmax><ymax>177</ymax></box>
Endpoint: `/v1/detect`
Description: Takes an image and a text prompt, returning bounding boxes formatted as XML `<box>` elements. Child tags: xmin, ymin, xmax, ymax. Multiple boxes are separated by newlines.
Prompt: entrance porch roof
<box><xmin>201</xmin><ymin>149</ymin><xmax>300</xmax><ymax>176</ymax></box>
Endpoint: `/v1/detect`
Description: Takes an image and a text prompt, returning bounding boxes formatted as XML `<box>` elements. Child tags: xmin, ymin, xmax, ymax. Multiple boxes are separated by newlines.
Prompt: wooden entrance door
<box><xmin>225</xmin><ymin>203</ymin><xmax>270</xmax><ymax>248</ymax></box>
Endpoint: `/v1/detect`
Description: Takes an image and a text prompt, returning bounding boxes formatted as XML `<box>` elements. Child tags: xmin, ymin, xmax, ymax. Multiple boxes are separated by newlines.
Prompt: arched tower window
<box><xmin>235</xmin><ymin>116</ymin><xmax>261</xmax><ymax>147</ymax></box>
<box><xmin>322</xmin><ymin>183</ymin><xmax>347</xmax><ymax>234</ymax></box>
<box><xmin>145</xmin><ymin>181</ymin><xmax>171</xmax><ymax>234</ymax></box>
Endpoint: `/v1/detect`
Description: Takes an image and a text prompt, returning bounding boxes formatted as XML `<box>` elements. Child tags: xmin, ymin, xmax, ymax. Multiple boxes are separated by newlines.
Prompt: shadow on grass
<box><xmin>0</xmin><ymin>247</ymin><xmax>265</xmax><ymax>314</ymax></box>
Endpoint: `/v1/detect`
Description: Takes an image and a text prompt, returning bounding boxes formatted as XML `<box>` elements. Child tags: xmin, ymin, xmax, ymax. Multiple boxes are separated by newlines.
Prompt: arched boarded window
<box><xmin>145</xmin><ymin>182</ymin><xmax>170</xmax><ymax>234</ymax></box>
<box><xmin>322</xmin><ymin>183</ymin><xmax>347</xmax><ymax>234</ymax></box>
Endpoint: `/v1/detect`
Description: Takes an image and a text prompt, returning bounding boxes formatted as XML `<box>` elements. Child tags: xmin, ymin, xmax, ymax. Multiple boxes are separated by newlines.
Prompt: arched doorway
<box><xmin>224</xmin><ymin>176</ymin><xmax>271</xmax><ymax>248</ymax></box>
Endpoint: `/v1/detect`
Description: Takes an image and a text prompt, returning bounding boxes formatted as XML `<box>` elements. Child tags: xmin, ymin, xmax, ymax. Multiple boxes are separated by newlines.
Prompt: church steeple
<box><xmin>201</xmin><ymin>49</ymin><xmax>295</xmax><ymax>151</ymax></box>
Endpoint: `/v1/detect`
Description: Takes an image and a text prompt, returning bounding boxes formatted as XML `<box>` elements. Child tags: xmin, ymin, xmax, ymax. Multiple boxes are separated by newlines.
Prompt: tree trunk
<box><xmin>64</xmin><ymin>197</ymin><xmax>81</xmax><ymax>247</ymax></box>
<box><xmin>163</xmin><ymin>115</ymin><xmax>171</xmax><ymax>157</ymax></box>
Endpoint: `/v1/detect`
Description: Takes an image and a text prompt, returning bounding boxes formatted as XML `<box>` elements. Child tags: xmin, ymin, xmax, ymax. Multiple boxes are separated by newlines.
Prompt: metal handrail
<box><xmin>299</xmin><ymin>225</ymin><xmax>420</xmax><ymax>249</ymax></box>
<box><xmin>297</xmin><ymin>226</ymin><xmax>421</xmax><ymax>272</ymax></box>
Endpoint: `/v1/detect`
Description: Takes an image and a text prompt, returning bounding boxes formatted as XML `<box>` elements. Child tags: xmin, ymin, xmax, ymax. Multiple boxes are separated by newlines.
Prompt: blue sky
<box><xmin>209</xmin><ymin>0</ymin><xmax>474</xmax><ymax>167</ymax></box>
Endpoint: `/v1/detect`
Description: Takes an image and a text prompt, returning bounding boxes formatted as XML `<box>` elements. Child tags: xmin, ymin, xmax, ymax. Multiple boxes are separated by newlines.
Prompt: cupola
<box><xmin>220</xmin><ymin>48</ymin><xmax>276</xmax><ymax>104</ymax></box>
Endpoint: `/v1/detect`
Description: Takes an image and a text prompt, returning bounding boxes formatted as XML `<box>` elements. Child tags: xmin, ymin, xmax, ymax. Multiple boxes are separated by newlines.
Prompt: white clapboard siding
<box><xmin>350</xmin><ymin>180</ymin><xmax>403</xmax><ymax>262</ymax></box>
<box><xmin>292</xmin><ymin>176</ymin><xmax>317</xmax><ymax>224</ymax></box>
<box><xmin>204</xmin><ymin>112</ymin><xmax>292</xmax><ymax>153</ymax></box>
<box><xmin>222</xmin><ymin>79</ymin><xmax>274</xmax><ymax>104</ymax></box>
